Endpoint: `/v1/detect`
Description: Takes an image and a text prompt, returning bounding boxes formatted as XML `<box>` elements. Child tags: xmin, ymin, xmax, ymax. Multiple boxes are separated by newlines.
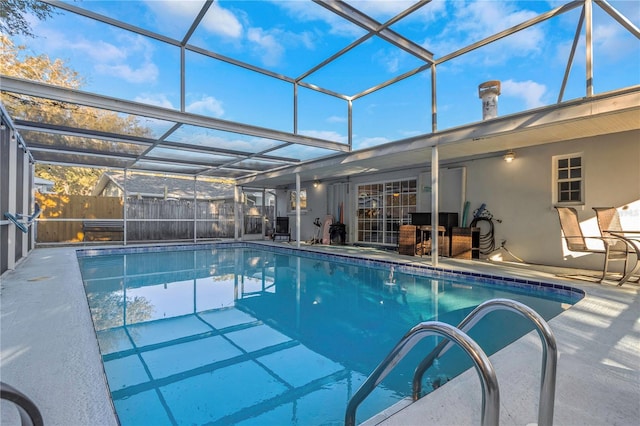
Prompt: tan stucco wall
<box><xmin>277</xmin><ymin>129</ymin><xmax>639</xmax><ymax>272</ymax></box>
<box><xmin>463</xmin><ymin>129</ymin><xmax>640</xmax><ymax>269</ymax></box>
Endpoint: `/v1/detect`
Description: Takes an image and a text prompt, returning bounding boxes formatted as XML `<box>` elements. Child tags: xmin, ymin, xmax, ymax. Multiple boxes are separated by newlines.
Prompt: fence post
<box><xmin>193</xmin><ymin>176</ymin><xmax>197</xmax><ymax>243</ymax></box>
<box><xmin>123</xmin><ymin>168</ymin><xmax>128</xmax><ymax>246</ymax></box>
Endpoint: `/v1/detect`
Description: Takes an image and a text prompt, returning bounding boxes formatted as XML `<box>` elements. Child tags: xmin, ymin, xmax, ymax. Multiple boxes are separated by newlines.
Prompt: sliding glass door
<box><xmin>357</xmin><ymin>179</ymin><xmax>416</xmax><ymax>245</ymax></box>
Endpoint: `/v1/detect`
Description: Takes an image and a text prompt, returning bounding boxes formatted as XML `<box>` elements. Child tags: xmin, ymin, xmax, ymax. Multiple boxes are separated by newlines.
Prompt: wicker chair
<box><xmin>593</xmin><ymin>207</ymin><xmax>640</xmax><ymax>285</ymax></box>
<box><xmin>555</xmin><ymin>207</ymin><xmax>630</xmax><ymax>283</ymax></box>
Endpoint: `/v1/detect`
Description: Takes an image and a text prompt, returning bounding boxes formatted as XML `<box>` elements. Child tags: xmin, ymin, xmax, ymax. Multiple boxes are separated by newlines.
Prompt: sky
<box><xmin>11</xmin><ymin>0</ymin><xmax>640</xmax><ymax>158</ymax></box>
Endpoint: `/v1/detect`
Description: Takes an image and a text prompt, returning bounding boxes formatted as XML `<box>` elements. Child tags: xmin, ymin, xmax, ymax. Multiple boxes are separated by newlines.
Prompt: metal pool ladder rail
<box><xmin>0</xmin><ymin>382</ymin><xmax>44</xmax><ymax>426</ymax></box>
<box><xmin>345</xmin><ymin>298</ymin><xmax>558</xmax><ymax>426</ymax></box>
<box><xmin>413</xmin><ymin>299</ymin><xmax>558</xmax><ymax>426</ymax></box>
<box><xmin>344</xmin><ymin>321</ymin><xmax>500</xmax><ymax>426</ymax></box>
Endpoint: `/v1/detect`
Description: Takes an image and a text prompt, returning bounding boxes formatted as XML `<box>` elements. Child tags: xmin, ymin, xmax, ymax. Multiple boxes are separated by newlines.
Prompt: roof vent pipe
<box><xmin>478</xmin><ymin>80</ymin><xmax>501</xmax><ymax>120</ymax></box>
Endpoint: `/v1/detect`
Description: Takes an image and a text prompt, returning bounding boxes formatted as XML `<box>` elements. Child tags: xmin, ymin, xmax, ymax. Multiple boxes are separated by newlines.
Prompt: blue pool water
<box><xmin>77</xmin><ymin>244</ymin><xmax>582</xmax><ymax>425</ymax></box>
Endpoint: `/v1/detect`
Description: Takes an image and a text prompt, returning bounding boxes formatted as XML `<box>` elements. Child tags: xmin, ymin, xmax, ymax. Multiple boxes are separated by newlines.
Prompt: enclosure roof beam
<box><xmin>14</xmin><ymin>120</ymin><xmax>157</xmax><ymax>146</ymax></box>
<box><xmin>42</xmin><ymin>0</ymin><xmax>181</xmax><ymax>46</ymax></box>
<box><xmin>13</xmin><ymin>119</ymin><xmax>301</xmax><ymax>163</ymax></box>
<box><xmin>28</xmin><ymin>145</ymin><xmax>138</xmax><ymax>162</ymax></box>
<box><xmin>313</xmin><ymin>0</ymin><xmax>434</xmax><ymax>64</ymax></box>
<box><xmin>1</xmin><ymin>76</ymin><xmax>350</xmax><ymax>152</ymax></box>
<box><xmin>297</xmin><ymin>0</ymin><xmax>432</xmax><ymax>84</ymax></box>
<box><xmin>595</xmin><ymin>0</ymin><xmax>640</xmax><ymax>38</ymax></box>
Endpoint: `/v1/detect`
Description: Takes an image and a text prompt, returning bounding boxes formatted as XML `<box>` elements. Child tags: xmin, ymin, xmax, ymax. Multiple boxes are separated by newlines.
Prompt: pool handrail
<box><xmin>344</xmin><ymin>321</ymin><xmax>499</xmax><ymax>426</ymax></box>
<box><xmin>0</xmin><ymin>381</ymin><xmax>44</xmax><ymax>426</ymax></box>
<box><xmin>412</xmin><ymin>298</ymin><xmax>558</xmax><ymax>426</ymax></box>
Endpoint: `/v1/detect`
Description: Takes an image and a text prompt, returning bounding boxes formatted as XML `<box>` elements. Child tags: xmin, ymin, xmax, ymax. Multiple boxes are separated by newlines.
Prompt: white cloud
<box><xmin>594</xmin><ymin>22</ymin><xmax>637</xmax><ymax>60</ymax></box>
<box><xmin>134</xmin><ymin>93</ymin><xmax>174</xmax><ymax>109</ymax></box>
<box><xmin>373</xmin><ymin>49</ymin><xmax>402</xmax><ymax>73</ymax></box>
<box><xmin>327</xmin><ymin>115</ymin><xmax>347</xmax><ymax>123</ymax></box>
<box><xmin>424</xmin><ymin>1</ymin><xmax>543</xmax><ymax>61</ymax></box>
<box><xmin>247</xmin><ymin>27</ymin><xmax>285</xmax><ymax>67</ymax></box>
<box><xmin>143</xmin><ymin>1</ymin><xmax>225</xmax><ymax>38</ymax></box>
<box><xmin>354</xmin><ymin>0</ymin><xmax>417</xmax><ymax>17</ymax></box>
<box><xmin>96</xmin><ymin>61</ymin><xmax>159</xmax><ymax>84</ymax></box>
<box><xmin>354</xmin><ymin>136</ymin><xmax>390</xmax><ymax>150</ymax></box>
<box><xmin>201</xmin><ymin>2</ymin><xmax>244</xmax><ymax>38</ymax></box>
<box><xmin>502</xmin><ymin>79</ymin><xmax>547</xmax><ymax>109</ymax></box>
<box><xmin>185</xmin><ymin>95</ymin><xmax>225</xmax><ymax>117</ymax></box>
<box><xmin>553</xmin><ymin>15</ymin><xmax>637</xmax><ymax>66</ymax></box>
<box><xmin>73</xmin><ymin>40</ymin><xmax>128</xmax><ymax>62</ymax></box>
<box><xmin>399</xmin><ymin>129</ymin><xmax>422</xmax><ymax>137</ymax></box>
<box><xmin>37</xmin><ymin>27</ymin><xmax>127</xmax><ymax>63</ymax></box>
<box><xmin>274</xmin><ymin>0</ymin><xmax>447</xmax><ymax>38</ymax></box>
<box><xmin>296</xmin><ymin>31</ymin><xmax>316</xmax><ymax>50</ymax></box>
<box><xmin>453</xmin><ymin>1</ymin><xmax>538</xmax><ymax>39</ymax></box>
<box><xmin>272</xmin><ymin>0</ymin><xmax>365</xmax><ymax>38</ymax></box>
<box><xmin>299</xmin><ymin>129</ymin><xmax>347</xmax><ymax>144</ymax></box>
<box><xmin>354</xmin><ymin>0</ymin><xmax>447</xmax><ymax>22</ymax></box>
<box><xmin>93</xmin><ymin>35</ymin><xmax>159</xmax><ymax>83</ymax></box>
<box><xmin>407</xmin><ymin>0</ymin><xmax>448</xmax><ymax>22</ymax></box>
<box><xmin>36</xmin><ymin>26</ymin><xmax>161</xmax><ymax>84</ymax></box>
<box><xmin>246</xmin><ymin>26</ymin><xmax>317</xmax><ymax>67</ymax></box>
<box><xmin>144</xmin><ymin>1</ymin><xmax>243</xmax><ymax>39</ymax></box>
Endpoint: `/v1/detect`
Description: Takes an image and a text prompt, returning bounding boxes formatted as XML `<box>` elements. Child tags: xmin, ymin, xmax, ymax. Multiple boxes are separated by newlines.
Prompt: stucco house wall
<box><xmin>275</xmin><ymin>182</ymin><xmax>328</xmax><ymax>241</ymax></box>
<box><xmin>463</xmin><ymin>129</ymin><xmax>639</xmax><ymax>270</ymax></box>
<box><xmin>277</xmin><ymin>129</ymin><xmax>639</xmax><ymax>273</ymax></box>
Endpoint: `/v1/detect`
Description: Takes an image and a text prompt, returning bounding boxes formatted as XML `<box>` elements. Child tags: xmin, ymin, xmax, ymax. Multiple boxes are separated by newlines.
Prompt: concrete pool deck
<box><xmin>1</xmin><ymin>243</ymin><xmax>638</xmax><ymax>425</ymax></box>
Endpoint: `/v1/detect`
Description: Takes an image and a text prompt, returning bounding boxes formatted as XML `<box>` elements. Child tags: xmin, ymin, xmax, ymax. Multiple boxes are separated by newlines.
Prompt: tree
<box><xmin>1</xmin><ymin>36</ymin><xmax>154</xmax><ymax>194</ymax></box>
<box><xmin>87</xmin><ymin>290</ymin><xmax>155</xmax><ymax>333</ymax></box>
<box><xmin>0</xmin><ymin>0</ymin><xmax>57</xmax><ymax>38</ymax></box>
<box><xmin>35</xmin><ymin>164</ymin><xmax>105</xmax><ymax>196</ymax></box>
<box><xmin>1</xmin><ymin>36</ymin><xmax>152</xmax><ymax>136</ymax></box>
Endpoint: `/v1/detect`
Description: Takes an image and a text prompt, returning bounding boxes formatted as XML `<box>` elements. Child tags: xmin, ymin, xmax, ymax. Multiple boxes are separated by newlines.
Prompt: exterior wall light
<box><xmin>313</xmin><ymin>180</ymin><xmax>320</xmax><ymax>188</ymax></box>
<box><xmin>504</xmin><ymin>150</ymin><xmax>516</xmax><ymax>162</ymax></box>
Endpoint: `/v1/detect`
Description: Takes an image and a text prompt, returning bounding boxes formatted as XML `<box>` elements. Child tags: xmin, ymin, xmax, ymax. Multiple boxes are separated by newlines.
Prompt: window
<box><xmin>554</xmin><ymin>154</ymin><xmax>583</xmax><ymax>204</ymax></box>
<box><xmin>289</xmin><ymin>189</ymin><xmax>307</xmax><ymax>210</ymax></box>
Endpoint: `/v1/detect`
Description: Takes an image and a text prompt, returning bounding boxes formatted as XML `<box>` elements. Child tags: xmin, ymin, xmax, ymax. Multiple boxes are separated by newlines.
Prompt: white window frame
<box><xmin>289</xmin><ymin>189</ymin><xmax>307</xmax><ymax>211</ymax></box>
<box><xmin>553</xmin><ymin>153</ymin><xmax>584</xmax><ymax>206</ymax></box>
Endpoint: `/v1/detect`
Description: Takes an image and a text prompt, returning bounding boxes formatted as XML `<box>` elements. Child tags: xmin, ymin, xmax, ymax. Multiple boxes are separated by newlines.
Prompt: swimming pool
<box><xmin>77</xmin><ymin>243</ymin><xmax>582</xmax><ymax>425</ymax></box>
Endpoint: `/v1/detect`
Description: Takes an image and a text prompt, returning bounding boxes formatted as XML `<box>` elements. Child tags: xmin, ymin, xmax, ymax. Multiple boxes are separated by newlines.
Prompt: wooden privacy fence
<box><xmin>35</xmin><ymin>193</ymin><xmax>123</xmax><ymax>242</ymax></box>
<box><xmin>35</xmin><ymin>194</ymin><xmax>236</xmax><ymax>243</ymax></box>
<box><xmin>127</xmin><ymin>198</ymin><xmax>235</xmax><ymax>241</ymax></box>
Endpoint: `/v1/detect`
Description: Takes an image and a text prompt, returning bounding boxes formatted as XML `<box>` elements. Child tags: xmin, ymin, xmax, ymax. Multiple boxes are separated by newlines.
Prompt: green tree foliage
<box><xmin>0</xmin><ymin>0</ymin><xmax>56</xmax><ymax>38</ymax></box>
<box><xmin>1</xmin><ymin>36</ymin><xmax>152</xmax><ymax>136</ymax></box>
<box><xmin>35</xmin><ymin>164</ymin><xmax>105</xmax><ymax>196</ymax></box>
<box><xmin>1</xmin><ymin>36</ymin><xmax>154</xmax><ymax>194</ymax></box>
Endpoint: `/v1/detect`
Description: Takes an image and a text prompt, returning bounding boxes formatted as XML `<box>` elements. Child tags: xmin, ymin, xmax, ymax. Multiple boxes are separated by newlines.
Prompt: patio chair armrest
<box><xmin>565</xmin><ymin>235</ymin><xmax>622</xmax><ymax>245</ymax></box>
<box><xmin>565</xmin><ymin>235</ymin><xmax>630</xmax><ymax>254</ymax></box>
<box><xmin>608</xmin><ymin>232</ymin><xmax>640</xmax><ymax>256</ymax></box>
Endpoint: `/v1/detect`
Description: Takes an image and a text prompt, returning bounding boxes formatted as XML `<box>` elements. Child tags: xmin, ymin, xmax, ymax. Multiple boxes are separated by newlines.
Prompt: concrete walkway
<box><xmin>1</xmin><ymin>245</ymin><xmax>638</xmax><ymax>425</ymax></box>
<box><xmin>1</xmin><ymin>247</ymin><xmax>117</xmax><ymax>426</ymax></box>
